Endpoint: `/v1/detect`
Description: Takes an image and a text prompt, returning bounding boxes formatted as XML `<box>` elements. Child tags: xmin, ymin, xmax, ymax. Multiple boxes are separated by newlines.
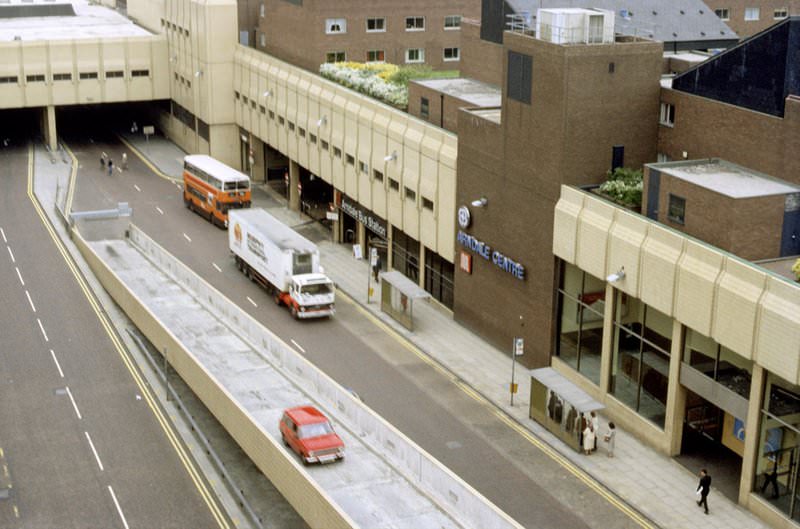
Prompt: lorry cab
<box><xmin>288</xmin><ymin>273</ymin><xmax>335</xmax><ymax>319</ymax></box>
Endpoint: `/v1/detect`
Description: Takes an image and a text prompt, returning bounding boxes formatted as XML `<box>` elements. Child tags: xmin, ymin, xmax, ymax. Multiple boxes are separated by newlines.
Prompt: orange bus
<box><xmin>183</xmin><ymin>155</ymin><xmax>251</xmax><ymax>228</ymax></box>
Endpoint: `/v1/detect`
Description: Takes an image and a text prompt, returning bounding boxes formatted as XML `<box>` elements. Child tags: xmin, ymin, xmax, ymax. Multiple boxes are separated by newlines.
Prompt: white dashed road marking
<box><xmin>183</xmin><ymin>233</ymin><xmax>192</xmax><ymax>243</ymax></box>
<box><xmin>65</xmin><ymin>386</ymin><xmax>82</xmax><ymax>419</ymax></box>
<box><xmin>85</xmin><ymin>432</ymin><xmax>104</xmax><ymax>471</ymax></box>
<box><xmin>290</xmin><ymin>339</ymin><xmax>306</xmax><ymax>354</ymax></box>
<box><xmin>247</xmin><ymin>296</ymin><xmax>258</xmax><ymax>308</ymax></box>
<box><xmin>212</xmin><ymin>262</ymin><xmax>221</xmax><ymax>273</ymax></box>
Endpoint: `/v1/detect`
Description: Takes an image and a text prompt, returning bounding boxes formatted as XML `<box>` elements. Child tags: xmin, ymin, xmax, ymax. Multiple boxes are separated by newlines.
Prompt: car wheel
<box><xmin>282</xmin><ymin>434</ymin><xmax>289</xmax><ymax>447</ymax></box>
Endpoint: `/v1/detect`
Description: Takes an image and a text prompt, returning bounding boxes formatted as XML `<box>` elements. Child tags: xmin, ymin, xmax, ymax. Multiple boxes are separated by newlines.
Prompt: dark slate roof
<box><xmin>495</xmin><ymin>0</ymin><xmax>738</xmax><ymax>50</ymax></box>
<box><xmin>672</xmin><ymin>17</ymin><xmax>800</xmax><ymax>117</ymax></box>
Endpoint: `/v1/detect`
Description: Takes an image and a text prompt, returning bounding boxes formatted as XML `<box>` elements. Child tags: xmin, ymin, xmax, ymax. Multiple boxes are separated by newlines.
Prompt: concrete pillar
<box><xmin>417</xmin><ymin>244</ymin><xmax>426</xmax><ymax>288</ymax></box>
<box><xmin>664</xmin><ymin>322</ymin><xmax>686</xmax><ymax>456</ymax></box>
<box><xmin>387</xmin><ymin>225</ymin><xmax>394</xmax><ymax>269</ymax></box>
<box><xmin>43</xmin><ymin>105</ymin><xmax>57</xmax><ymax>152</ymax></box>
<box><xmin>356</xmin><ymin>221</ymin><xmax>366</xmax><ymax>253</ymax></box>
<box><xmin>739</xmin><ymin>365</ymin><xmax>766</xmax><ymax>505</ymax></box>
<box><xmin>288</xmin><ymin>159</ymin><xmax>300</xmax><ymax>212</ymax></box>
<box><xmin>598</xmin><ymin>284</ymin><xmax>616</xmax><ymax>395</ymax></box>
<box><xmin>250</xmin><ymin>137</ymin><xmax>266</xmax><ymax>183</ymax></box>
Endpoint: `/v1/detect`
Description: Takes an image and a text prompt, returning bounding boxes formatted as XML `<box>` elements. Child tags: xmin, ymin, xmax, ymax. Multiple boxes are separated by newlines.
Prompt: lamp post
<box><xmin>510</xmin><ymin>315</ymin><xmax>524</xmax><ymax>406</ymax></box>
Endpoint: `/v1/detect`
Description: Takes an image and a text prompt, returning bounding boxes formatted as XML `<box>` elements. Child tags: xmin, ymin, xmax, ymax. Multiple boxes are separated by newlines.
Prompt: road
<box><xmin>0</xmin><ymin>143</ymin><xmax>226</xmax><ymax>528</ymax></box>
<box><xmin>65</xmin><ymin>131</ymin><xmax>642</xmax><ymax>529</ymax></box>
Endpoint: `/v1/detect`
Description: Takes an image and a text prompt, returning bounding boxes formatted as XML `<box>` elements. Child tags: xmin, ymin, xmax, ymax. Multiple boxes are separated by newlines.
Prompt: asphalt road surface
<box><xmin>65</xmin><ymin>131</ymin><xmax>643</xmax><ymax>529</ymax></box>
<box><xmin>0</xmin><ymin>143</ymin><xmax>226</xmax><ymax>528</ymax></box>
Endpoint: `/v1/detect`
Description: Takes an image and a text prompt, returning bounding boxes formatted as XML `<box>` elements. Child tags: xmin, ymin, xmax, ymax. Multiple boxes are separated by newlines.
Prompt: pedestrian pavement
<box><xmin>118</xmin><ymin>132</ymin><xmax>770</xmax><ymax>529</ymax></box>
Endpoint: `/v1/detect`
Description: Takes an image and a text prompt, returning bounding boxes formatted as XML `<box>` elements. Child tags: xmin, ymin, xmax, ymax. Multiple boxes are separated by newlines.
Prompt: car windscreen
<box><xmin>298</xmin><ymin>422</ymin><xmax>334</xmax><ymax>439</ymax></box>
<box><xmin>301</xmin><ymin>283</ymin><xmax>332</xmax><ymax>295</ymax></box>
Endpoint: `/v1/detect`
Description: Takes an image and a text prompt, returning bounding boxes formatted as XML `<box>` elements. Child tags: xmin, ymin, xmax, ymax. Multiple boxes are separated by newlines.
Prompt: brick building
<box><xmin>255</xmin><ymin>0</ymin><xmax>480</xmax><ymax>72</ymax></box>
<box><xmin>704</xmin><ymin>0</ymin><xmax>799</xmax><ymax>37</ymax></box>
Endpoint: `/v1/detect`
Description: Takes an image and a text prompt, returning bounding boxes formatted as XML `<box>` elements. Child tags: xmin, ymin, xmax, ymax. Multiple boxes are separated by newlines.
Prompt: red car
<box><xmin>280</xmin><ymin>406</ymin><xmax>345</xmax><ymax>465</ymax></box>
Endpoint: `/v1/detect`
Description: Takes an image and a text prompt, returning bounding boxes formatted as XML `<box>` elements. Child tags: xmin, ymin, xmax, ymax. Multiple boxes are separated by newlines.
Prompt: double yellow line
<box><xmin>337</xmin><ymin>291</ymin><xmax>655</xmax><ymax>529</ymax></box>
<box><xmin>27</xmin><ymin>145</ymin><xmax>229</xmax><ymax>529</ymax></box>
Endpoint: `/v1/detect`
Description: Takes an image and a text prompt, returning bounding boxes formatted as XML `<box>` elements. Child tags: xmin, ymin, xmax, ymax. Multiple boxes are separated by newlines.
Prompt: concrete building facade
<box><xmin>704</xmin><ymin>0</ymin><xmax>799</xmax><ymax>37</ymax></box>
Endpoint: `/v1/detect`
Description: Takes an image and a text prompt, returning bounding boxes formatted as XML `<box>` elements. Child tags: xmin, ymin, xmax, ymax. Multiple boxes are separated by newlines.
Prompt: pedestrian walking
<box><xmin>101</xmin><ymin>151</ymin><xmax>107</xmax><ymax>168</ymax></box>
<box><xmin>582</xmin><ymin>421</ymin><xmax>595</xmax><ymax>455</ymax></box>
<box><xmin>591</xmin><ymin>411</ymin><xmax>599</xmax><ymax>452</ymax></box>
<box><xmin>121</xmin><ymin>152</ymin><xmax>128</xmax><ymax>170</ymax></box>
<box><xmin>696</xmin><ymin>468</ymin><xmax>712</xmax><ymax>514</ymax></box>
<box><xmin>372</xmin><ymin>253</ymin><xmax>382</xmax><ymax>282</ymax></box>
<box><xmin>107</xmin><ymin>159</ymin><xmax>114</xmax><ymax>175</ymax></box>
<box><xmin>603</xmin><ymin>422</ymin><xmax>616</xmax><ymax>457</ymax></box>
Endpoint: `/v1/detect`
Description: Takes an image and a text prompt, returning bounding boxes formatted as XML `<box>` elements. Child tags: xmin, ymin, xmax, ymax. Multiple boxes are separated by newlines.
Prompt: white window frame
<box><xmin>744</xmin><ymin>7</ymin><xmax>760</xmax><ymax>21</ymax></box>
<box><xmin>259</xmin><ymin>32</ymin><xmax>266</xmax><ymax>47</ymax></box>
<box><xmin>405</xmin><ymin>16</ymin><xmax>425</xmax><ymax>31</ymax></box>
<box><xmin>659</xmin><ymin>102</ymin><xmax>675</xmax><ymax>127</ymax></box>
<box><xmin>366</xmin><ymin>50</ymin><xmax>385</xmax><ymax>63</ymax></box>
<box><xmin>259</xmin><ymin>3</ymin><xmax>265</xmax><ymax>18</ymax></box>
<box><xmin>714</xmin><ymin>8</ymin><xmax>730</xmax><ymax>21</ymax></box>
<box><xmin>774</xmin><ymin>7</ymin><xmax>789</xmax><ymax>19</ymax></box>
<box><xmin>444</xmin><ymin>15</ymin><xmax>461</xmax><ymax>30</ymax></box>
<box><xmin>366</xmin><ymin>17</ymin><xmax>386</xmax><ymax>32</ymax></box>
<box><xmin>325</xmin><ymin>18</ymin><xmax>347</xmax><ymax>34</ymax></box>
<box><xmin>443</xmin><ymin>47</ymin><xmax>460</xmax><ymax>62</ymax></box>
<box><xmin>405</xmin><ymin>48</ymin><xmax>425</xmax><ymax>63</ymax></box>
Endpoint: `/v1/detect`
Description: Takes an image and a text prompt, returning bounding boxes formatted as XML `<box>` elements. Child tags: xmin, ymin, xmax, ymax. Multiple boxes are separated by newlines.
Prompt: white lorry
<box><xmin>229</xmin><ymin>209</ymin><xmax>335</xmax><ymax>319</ymax></box>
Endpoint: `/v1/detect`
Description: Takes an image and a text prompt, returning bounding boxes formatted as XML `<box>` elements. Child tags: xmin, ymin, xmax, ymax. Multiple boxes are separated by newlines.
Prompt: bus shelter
<box><xmin>529</xmin><ymin>367</ymin><xmax>604</xmax><ymax>453</ymax></box>
<box><xmin>379</xmin><ymin>271</ymin><xmax>430</xmax><ymax>331</ymax></box>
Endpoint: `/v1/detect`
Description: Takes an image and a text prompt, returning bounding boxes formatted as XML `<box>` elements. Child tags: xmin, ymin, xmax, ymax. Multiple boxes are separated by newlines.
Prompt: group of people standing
<box><xmin>100</xmin><ymin>151</ymin><xmax>127</xmax><ymax>175</ymax></box>
<box><xmin>582</xmin><ymin>411</ymin><xmax>616</xmax><ymax>457</ymax></box>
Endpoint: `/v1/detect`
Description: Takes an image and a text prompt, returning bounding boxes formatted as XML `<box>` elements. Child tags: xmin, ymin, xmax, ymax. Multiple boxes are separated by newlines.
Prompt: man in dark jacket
<box><xmin>697</xmin><ymin>469</ymin><xmax>711</xmax><ymax>514</ymax></box>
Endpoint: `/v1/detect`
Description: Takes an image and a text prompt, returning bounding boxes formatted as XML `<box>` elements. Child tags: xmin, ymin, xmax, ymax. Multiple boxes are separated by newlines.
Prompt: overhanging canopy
<box><xmin>530</xmin><ymin>367</ymin><xmax>604</xmax><ymax>413</ymax></box>
<box><xmin>380</xmin><ymin>271</ymin><xmax>430</xmax><ymax>300</ymax></box>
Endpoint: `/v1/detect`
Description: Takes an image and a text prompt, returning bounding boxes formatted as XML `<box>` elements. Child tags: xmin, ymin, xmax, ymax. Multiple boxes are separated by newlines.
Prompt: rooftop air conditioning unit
<box><xmin>536</xmin><ymin>8</ymin><xmax>615</xmax><ymax>45</ymax></box>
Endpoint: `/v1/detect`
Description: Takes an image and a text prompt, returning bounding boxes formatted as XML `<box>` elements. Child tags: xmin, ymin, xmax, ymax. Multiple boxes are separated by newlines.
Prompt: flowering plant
<box><xmin>598</xmin><ymin>167</ymin><xmax>643</xmax><ymax>208</ymax></box>
<box><xmin>319</xmin><ymin>62</ymin><xmax>408</xmax><ymax>108</ymax></box>
<box><xmin>792</xmin><ymin>257</ymin><xmax>800</xmax><ymax>281</ymax></box>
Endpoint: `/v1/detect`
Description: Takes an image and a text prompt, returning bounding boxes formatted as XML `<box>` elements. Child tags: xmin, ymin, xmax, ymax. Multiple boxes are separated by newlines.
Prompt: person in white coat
<box><xmin>582</xmin><ymin>422</ymin><xmax>595</xmax><ymax>455</ymax></box>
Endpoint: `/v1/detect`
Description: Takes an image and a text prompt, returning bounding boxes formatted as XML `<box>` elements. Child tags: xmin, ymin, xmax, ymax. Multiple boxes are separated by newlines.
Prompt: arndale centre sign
<box><xmin>457</xmin><ymin>230</ymin><xmax>525</xmax><ymax>280</ymax></box>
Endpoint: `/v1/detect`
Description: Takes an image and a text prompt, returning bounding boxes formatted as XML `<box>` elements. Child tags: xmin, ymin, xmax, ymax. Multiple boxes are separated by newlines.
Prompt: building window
<box><xmin>105</xmin><ymin>70</ymin><xmax>124</xmax><ymax>79</ymax></box>
<box><xmin>26</xmin><ymin>74</ymin><xmax>45</xmax><ymax>83</ymax></box>
<box><xmin>683</xmin><ymin>328</ymin><xmax>752</xmax><ymax>400</ymax></box>
<box><xmin>774</xmin><ymin>8</ymin><xmax>788</xmax><ymax>19</ymax></box>
<box><xmin>326</xmin><ymin>51</ymin><xmax>346</xmax><ymax>63</ymax></box>
<box><xmin>609</xmin><ymin>297</ymin><xmax>672</xmax><ymax>428</ymax></box>
<box><xmin>388</xmin><ymin>178</ymin><xmax>399</xmax><ymax>191</ymax></box>
<box><xmin>321</xmin><ymin>140</ymin><xmax>329</xmax><ymax>150</ymax></box>
<box><xmin>422</xmin><ymin>197</ymin><xmax>434</xmax><ymax>211</ymax></box>
<box><xmin>392</xmin><ymin>227</ymin><xmax>420</xmax><ymax>284</ymax></box>
<box><xmin>0</xmin><ymin>76</ymin><xmax>18</xmax><ymax>84</ymax></box>
<box><xmin>53</xmin><ymin>73</ymin><xmax>72</xmax><ymax>81</ymax></box>
<box><xmin>250</xmin><ymin>100</ymin><xmax>256</xmax><ymax>110</ymax></box>
<box><xmin>555</xmin><ymin>261</ymin><xmax>605</xmax><ymax>385</ymax></box>
<box><xmin>259</xmin><ymin>104</ymin><xmax>266</xmax><ymax>114</ymax></box>
<box><xmin>333</xmin><ymin>146</ymin><xmax>342</xmax><ymax>158</ymax></box>
<box><xmin>288</xmin><ymin>121</ymin><xmax>295</xmax><ymax>131</ymax></box>
<box><xmin>443</xmin><ymin>47</ymin><xmax>460</xmax><ymax>61</ymax></box>
<box><xmin>366</xmin><ymin>50</ymin><xmax>385</xmax><ymax>63</ymax></box>
<box><xmin>268</xmin><ymin>110</ymin><xmax>275</xmax><ymax>120</ymax></box>
<box><xmin>744</xmin><ymin>7</ymin><xmax>760</xmax><ymax>20</ymax></box>
<box><xmin>405</xmin><ymin>16</ymin><xmax>425</xmax><ymax>31</ymax></box>
<box><xmin>278</xmin><ymin>116</ymin><xmax>285</xmax><ymax>125</ymax></box>
<box><xmin>260</xmin><ymin>32</ymin><xmax>266</xmax><ymax>47</ymax></box>
<box><xmin>656</xmin><ymin>153</ymin><xmax>670</xmax><ymax>163</ymax></box>
<box><xmin>424</xmin><ymin>248</ymin><xmax>454</xmax><ymax>308</ymax></box>
<box><xmin>659</xmin><ymin>102</ymin><xmax>675</xmax><ymax>126</ymax></box>
<box><xmin>405</xmin><ymin>48</ymin><xmax>424</xmax><ymax>63</ymax></box>
<box><xmin>444</xmin><ymin>15</ymin><xmax>461</xmax><ymax>29</ymax></box>
<box><xmin>404</xmin><ymin>187</ymin><xmax>416</xmax><ymax>201</ymax></box>
<box><xmin>345</xmin><ymin>153</ymin><xmax>355</xmax><ymax>165</ymax></box>
<box><xmin>309</xmin><ymin>133</ymin><xmax>317</xmax><ymax>144</ymax></box>
<box><xmin>507</xmin><ymin>51</ymin><xmax>532</xmax><ymax>104</ymax></box>
<box><xmin>131</xmin><ymin>69</ymin><xmax>150</xmax><ymax>77</ymax></box>
<box><xmin>298</xmin><ymin>127</ymin><xmax>305</xmax><ymax>138</ymax></box>
<box><xmin>259</xmin><ymin>2</ymin><xmax>265</xmax><ymax>17</ymax></box>
<box><xmin>358</xmin><ymin>160</ymin><xmax>368</xmax><ymax>174</ymax></box>
<box><xmin>373</xmin><ymin>169</ymin><xmax>384</xmax><ymax>182</ymax></box>
<box><xmin>366</xmin><ymin>17</ymin><xmax>385</xmax><ymax>32</ymax></box>
<box><xmin>420</xmin><ymin>97</ymin><xmax>429</xmax><ymax>119</ymax></box>
<box><xmin>325</xmin><ymin>18</ymin><xmax>347</xmax><ymax>34</ymax></box>
<box><xmin>715</xmin><ymin>8</ymin><xmax>730</xmax><ymax>20</ymax></box>
<box><xmin>667</xmin><ymin>194</ymin><xmax>686</xmax><ymax>224</ymax></box>
<box><xmin>754</xmin><ymin>374</ymin><xmax>800</xmax><ymax>516</ymax></box>
<box><xmin>234</xmin><ymin>91</ymin><xmax>240</xmax><ymax>100</ymax></box>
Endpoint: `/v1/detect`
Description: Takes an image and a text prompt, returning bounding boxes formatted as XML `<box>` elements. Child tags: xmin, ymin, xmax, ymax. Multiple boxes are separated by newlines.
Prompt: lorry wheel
<box><xmin>290</xmin><ymin>306</ymin><xmax>298</xmax><ymax>319</ymax></box>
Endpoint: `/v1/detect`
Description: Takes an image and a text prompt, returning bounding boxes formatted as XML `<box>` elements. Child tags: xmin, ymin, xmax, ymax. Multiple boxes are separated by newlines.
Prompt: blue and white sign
<box><xmin>456</xmin><ymin>230</ymin><xmax>525</xmax><ymax>280</ymax></box>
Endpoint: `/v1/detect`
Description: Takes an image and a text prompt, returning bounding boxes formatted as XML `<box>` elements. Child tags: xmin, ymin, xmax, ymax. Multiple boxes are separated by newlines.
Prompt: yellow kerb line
<box><xmin>27</xmin><ymin>145</ymin><xmax>230</xmax><ymax>529</ymax></box>
<box><xmin>117</xmin><ymin>135</ymin><xmax>181</xmax><ymax>183</ymax></box>
<box><xmin>337</xmin><ymin>289</ymin><xmax>655</xmax><ymax>529</ymax></box>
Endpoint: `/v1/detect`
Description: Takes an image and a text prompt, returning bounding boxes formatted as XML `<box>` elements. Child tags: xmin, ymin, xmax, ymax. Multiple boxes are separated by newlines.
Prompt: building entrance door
<box><xmin>676</xmin><ymin>390</ymin><xmax>743</xmax><ymax>502</ymax></box>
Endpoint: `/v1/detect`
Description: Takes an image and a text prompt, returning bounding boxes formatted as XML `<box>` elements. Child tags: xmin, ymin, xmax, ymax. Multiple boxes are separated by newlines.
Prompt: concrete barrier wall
<box><xmin>126</xmin><ymin>223</ymin><xmax>522</xmax><ymax>529</ymax></box>
<box><xmin>72</xmin><ymin>227</ymin><xmax>356</xmax><ymax>529</ymax></box>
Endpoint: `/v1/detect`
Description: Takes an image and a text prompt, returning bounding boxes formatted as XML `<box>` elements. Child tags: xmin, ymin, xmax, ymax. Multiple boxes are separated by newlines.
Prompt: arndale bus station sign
<box><xmin>457</xmin><ymin>230</ymin><xmax>525</xmax><ymax>280</ymax></box>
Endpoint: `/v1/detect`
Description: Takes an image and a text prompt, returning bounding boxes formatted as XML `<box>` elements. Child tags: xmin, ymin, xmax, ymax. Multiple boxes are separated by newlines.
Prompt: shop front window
<box><xmin>610</xmin><ymin>297</ymin><xmax>672</xmax><ymax>428</ymax></box>
<box><xmin>683</xmin><ymin>328</ymin><xmax>752</xmax><ymax>398</ymax></box>
<box><xmin>391</xmin><ymin>227</ymin><xmax>420</xmax><ymax>284</ymax></box>
<box><xmin>555</xmin><ymin>262</ymin><xmax>604</xmax><ymax>384</ymax></box>
<box><xmin>424</xmin><ymin>248</ymin><xmax>454</xmax><ymax>309</ymax></box>
<box><xmin>755</xmin><ymin>374</ymin><xmax>800</xmax><ymax>521</ymax></box>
